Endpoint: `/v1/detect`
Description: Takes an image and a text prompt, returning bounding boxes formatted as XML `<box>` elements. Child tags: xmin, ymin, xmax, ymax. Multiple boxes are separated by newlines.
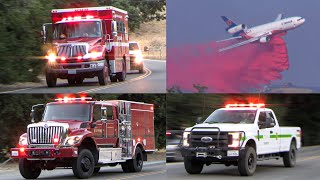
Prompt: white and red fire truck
<box><xmin>181</xmin><ymin>103</ymin><xmax>301</xmax><ymax>176</ymax></box>
<box><xmin>11</xmin><ymin>96</ymin><xmax>155</xmax><ymax>179</ymax></box>
<box><xmin>42</xmin><ymin>6</ymin><xmax>130</xmax><ymax>87</ymax></box>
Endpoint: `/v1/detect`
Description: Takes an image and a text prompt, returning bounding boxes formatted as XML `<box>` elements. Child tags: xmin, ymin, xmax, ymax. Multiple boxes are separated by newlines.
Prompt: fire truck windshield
<box><xmin>43</xmin><ymin>104</ymin><xmax>90</xmax><ymax>121</ymax></box>
<box><xmin>53</xmin><ymin>21</ymin><xmax>102</xmax><ymax>39</ymax></box>
<box><xmin>204</xmin><ymin>110</ymin><xmax>257</xmax><ymax>124</ymax></box>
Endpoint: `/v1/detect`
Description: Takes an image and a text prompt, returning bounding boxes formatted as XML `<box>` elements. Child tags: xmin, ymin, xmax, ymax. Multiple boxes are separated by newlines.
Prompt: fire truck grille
<box><xmin>57</xmin><ymin>45</ymin><xmax>87</xmax><ymax>58</ymax></box>
<box><xmin>190</xmin><ymin>131</ymin><xmax>229</xmax><ymax>148</ymax></box>
<box><xmin>27</xmin><ymin>126</ymin><xmax>65</xmax><ymax>144</ymax></box>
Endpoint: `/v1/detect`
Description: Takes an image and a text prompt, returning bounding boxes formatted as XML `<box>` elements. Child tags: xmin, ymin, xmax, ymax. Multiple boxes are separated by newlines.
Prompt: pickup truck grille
<box><xmin>27</xmin><ymin>126</ymin><xmax>65</xmax><ymax>144</ymax></box>
<box><xmin>57</xmin><ymin>45</ymin><xmax>87</xmax><ymax>58</ymax></box>
<box><xmin>190</xmin><ymin>131</ymin><xmax>229</xmax><ymax>148</ymax></box>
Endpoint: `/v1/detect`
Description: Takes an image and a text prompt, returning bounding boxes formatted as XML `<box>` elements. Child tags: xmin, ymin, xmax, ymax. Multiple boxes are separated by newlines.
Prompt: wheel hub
<box><xmin>81</xmin><ymin>157</ymin><xmax>91</xmax><ymax>172</ymax></box>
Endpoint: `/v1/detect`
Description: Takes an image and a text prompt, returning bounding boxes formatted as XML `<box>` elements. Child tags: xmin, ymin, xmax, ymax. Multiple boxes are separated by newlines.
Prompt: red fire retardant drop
<box><xmin>167</xmin><ymin>35</ymin><xmax>289</xmax><ymax>93</ymax></box>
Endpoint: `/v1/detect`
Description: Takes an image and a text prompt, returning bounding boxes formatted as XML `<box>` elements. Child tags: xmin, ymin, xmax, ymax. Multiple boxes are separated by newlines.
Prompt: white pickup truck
<box><xmin>180</xmin><ymin>104</ymin><xmax>301</xmax><ymax>176</ymax></box>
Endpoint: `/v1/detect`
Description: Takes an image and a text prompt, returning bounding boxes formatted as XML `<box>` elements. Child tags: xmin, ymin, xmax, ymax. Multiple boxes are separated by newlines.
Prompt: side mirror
<box><xmin>196</xmin><ymin>117</ymin><xmax>203</xmax><ymax>124</ymax></box>
<box><xmin>112</xmin><ymin>21</ymin><xmax>117</xmax><ymax>37</ymax></box>
<box><xmin>144</xmin><ymin>46</ymin><xmax>149</xmax><ymax>52</ymax></box>
<box><xmin>31</xmin><ymin>104</ymin><xmax>45</xmax><ymax>123</ymax></box>
<box><xmin>101</xmin><ymin>107</ymin><xmax>107</xmax><ymax>122</ymax></box>
<box><xmin>31</xmin><ymin>110</ymin><xmax>35</xmax><ymax>123</ymax></box>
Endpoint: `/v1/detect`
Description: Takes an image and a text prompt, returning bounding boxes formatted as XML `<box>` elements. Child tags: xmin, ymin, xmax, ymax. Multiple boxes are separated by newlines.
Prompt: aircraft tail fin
<box><xmin>274</xmin><ymin>13</ymin><xmax>283</xmax><ymax>21</ymax></box>
<box><xmin>221</xmin><ymin>16</ymin><xmax>237</xmax><ymax>28</ymax></box>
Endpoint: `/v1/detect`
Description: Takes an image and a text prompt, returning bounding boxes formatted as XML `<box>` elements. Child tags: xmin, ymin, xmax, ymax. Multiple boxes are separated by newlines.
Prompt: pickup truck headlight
<box><xmin>133</xmin><ymin>51</ymin><xmax>143</xmax><ymax>63</ymax></box>
<box><xmin>18</xmin><ymin>135</ymin><xmax>28</xmax><ymax>147</ymax></box>
<box><xmin>182</xmin><ymin>132</ymin><xmax>190</xmax><ymax>147</ymax></box>
<box><xmin>64</xmin><ymin>135</ymin><xmax>83</xmax><ymax>146</ymax></box>
<box><xmin>228</xmin><ymin>132</ymin><xmax>243</xmax><ymax>148</ymax></box>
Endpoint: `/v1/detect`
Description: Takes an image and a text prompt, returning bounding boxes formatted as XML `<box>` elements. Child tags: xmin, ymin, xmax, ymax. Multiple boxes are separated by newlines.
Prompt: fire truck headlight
<box><xmin>64</xmin><ymin>136</ymin><xmax>83</xmax><ymax>146</ymax></box>
<box><xmin>228</xmin><ymin>132</ymin><xmax>243</xmax><ymax>148</ymax></box>
<box><xmin>45</xmin><ymin>53</ymin><xmax>57</xmax><ymax>63</ymax></box>
<box><xmin>182</xmin><ymin>131</ymin><xmax>190</xmax><ymax>147</ymax></box>
<box><xmin>19</xmin><ymin>136</ymin><xmax>28</xmax><ymax>146</ymax></box>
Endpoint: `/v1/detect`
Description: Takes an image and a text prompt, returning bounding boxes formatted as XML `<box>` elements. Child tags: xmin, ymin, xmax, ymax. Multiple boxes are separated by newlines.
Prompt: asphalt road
<box><xmin>0</xmin><ymin>161</ymin><xmax>166</xmax><ymax>180</ymax></box>
<box><xmin>167</xmin><ymin>146</ymin><xmax>320</xmax><ymax>180</ymax></box>
<box><xmin>0</xmin><ymin>60</ymin><xmax>166</xmax><ymax>94</ymax></box>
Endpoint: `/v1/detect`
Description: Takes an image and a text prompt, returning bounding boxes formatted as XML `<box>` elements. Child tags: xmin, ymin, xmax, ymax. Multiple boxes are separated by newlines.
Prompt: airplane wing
<box><xmin>218</xmin><ymin>32</ymin><xmax>272</xmax><ymax>52</ymax></box>
<box><xmin>216</xmin><ymin>36</ymin><xmax>242</xmax><ymax>42</ymax></box>
<box><xmin>274</xmin><ymin>13</ymin><xmax>283</xmax><ymax>21</ymax></box>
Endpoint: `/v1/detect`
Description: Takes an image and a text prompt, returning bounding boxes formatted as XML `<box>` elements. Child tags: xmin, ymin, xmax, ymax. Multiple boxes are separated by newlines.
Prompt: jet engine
<box><xmin>226</xmin><ymin>24</ymin><xmax>247</xmax><ymax>34</ymax></box>
<box><xmin>259</xmin><ymin>36</ymin><xmax>270</xmax><ymax>43</ymax></box>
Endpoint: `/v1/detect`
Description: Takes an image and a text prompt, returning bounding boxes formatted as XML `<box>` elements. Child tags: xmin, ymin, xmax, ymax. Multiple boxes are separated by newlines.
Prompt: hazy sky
<box><xmin>167</xmin><ymin>0</ymin><xmax>320</xmax><ymax>87</ymax></box>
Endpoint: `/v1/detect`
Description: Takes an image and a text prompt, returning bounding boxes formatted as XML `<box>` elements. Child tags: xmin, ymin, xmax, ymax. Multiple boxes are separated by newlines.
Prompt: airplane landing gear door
<box><xmin>119</xmin><ymin>101</ymin><xmax>132</xmax><ymax>158</ymax></box>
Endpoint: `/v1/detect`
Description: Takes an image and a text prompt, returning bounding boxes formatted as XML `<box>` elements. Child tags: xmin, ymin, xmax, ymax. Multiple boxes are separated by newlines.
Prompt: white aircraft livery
<box><xmin>218</xmin><ymin>14</ymin><xmax>305</xmax><ymax>52</ymax></box>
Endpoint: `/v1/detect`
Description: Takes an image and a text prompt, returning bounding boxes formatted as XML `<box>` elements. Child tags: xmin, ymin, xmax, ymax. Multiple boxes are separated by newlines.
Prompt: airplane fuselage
<box><xmin>245</xmin><ymin>17</ymin><xmax>305</xmax><ymax>38</ymax></box>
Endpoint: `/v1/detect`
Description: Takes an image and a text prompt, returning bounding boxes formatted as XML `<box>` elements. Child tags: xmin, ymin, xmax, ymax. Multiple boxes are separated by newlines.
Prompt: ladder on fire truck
<box><xmin>118</xmin><ymin>101</ymin><xmax>133</xmax><ymax>159</ymax></box>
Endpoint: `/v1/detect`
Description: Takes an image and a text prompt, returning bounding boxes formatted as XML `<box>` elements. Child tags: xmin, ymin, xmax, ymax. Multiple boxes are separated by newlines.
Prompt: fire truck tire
<box><xmin>68</xmin><ymin>78</ymin><xmax>76</xmax><ymax>85</ymax></box>
<box><xmin>117</xmin><ymin>61</ymin><xmax>126</xmax><ymax>82</ymax></box>
<box><xmin>76</xmin><ymin>78</ymin><xmax>84</xmax><ymax>84</ymax></box>
<box><xmin>46</xmin><ymin>73</ymin><xmax>57</xmax><ymax>87</ymax></box>
<box><xmin>238</xmin><ymin>146</ymin><xmax>257</xmax><ymax>176</ymax></box>
<box><xmin>121</xmin><ymin>147</ymin><xmax>143</xmax><ymax>172</ymax></box>
<box><xmin>184</xmin><ymin>158</ymin><xmax>203</xmax><ymax>174</ymax></box>
<box><xmin>19</xmin><ymin>158</ymin><xmax>41</xmax><ymax>179</ymax></box>
<box><xmin>72</xmin><ymin>149</ymin><xmax>95</xmax><ymax>179</ymax></box>
<box><xmin>110</xmin><ymin>76</ymin><xmax>117</xmax><ymax>82</ymax></box>
<box><xmin>283</xmin><ymin>141</ymin><xmax>296</xmax><ymax>167</ymax></box>
<box><xmin>98</xmin><ymin>65</ymin><xmax>108</xmax><ymax>85</ymax></box>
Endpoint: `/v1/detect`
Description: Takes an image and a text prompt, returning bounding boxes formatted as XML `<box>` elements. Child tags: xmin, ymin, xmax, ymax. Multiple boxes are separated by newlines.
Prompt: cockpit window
<box><xmin>297</xmin><ymin>18</ymin><xmax>304</xmax><ymax>21</ymax></box>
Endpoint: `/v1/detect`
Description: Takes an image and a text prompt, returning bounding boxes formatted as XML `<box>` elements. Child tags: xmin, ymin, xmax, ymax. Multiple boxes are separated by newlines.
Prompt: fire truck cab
<box><xmin>42</xmin><ymin>6</ymin><xmax>130</xmax><ymax>87</ymax></box>
<box><xmin>11</xmin><ymin>97</ymin><xmax>155</xmax><ymax>179</ymax></box>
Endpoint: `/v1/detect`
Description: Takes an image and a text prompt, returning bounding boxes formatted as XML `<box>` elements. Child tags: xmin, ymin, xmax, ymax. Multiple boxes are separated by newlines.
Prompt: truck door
<box><xmin>105</xmin><ymin>106</ymin><xmax>118</xmax><ymax>146</ymax></box>
<box><xmin>256</xmin><ymin>111</ymin><xmax>271</xmax><ymax>155</ymax></box>
<box><xmin>265</xmin><ymin>111</ymin><xmax>280</xmax><ymax>153</ymax></box>
<box><xmin>92</xmin><ymin>104</ymin><xmax>106</xmax><ymax>143</ymax></box>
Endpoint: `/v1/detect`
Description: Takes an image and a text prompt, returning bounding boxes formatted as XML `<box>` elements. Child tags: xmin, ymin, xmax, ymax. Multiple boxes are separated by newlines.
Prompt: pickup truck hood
<box><xmin>185</xmin><ymin>123</ymin><xmax>255</xmax><ymax>132</ymax></box>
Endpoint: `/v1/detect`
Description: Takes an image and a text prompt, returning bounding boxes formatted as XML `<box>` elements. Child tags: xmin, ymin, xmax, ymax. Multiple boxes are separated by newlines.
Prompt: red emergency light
<box><xmin>225</xmin><ymin>103</ymin><xmax>265</xmax><ymax>109</ymax></box>
<box><xmin>55</xmin><ymin>96</ymin><xmax>92</xmax><ymax>102</ymax></box>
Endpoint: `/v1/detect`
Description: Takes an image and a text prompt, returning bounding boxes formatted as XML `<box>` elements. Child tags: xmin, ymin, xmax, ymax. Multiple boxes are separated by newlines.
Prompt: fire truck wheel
<box><xmin>19</xmin><ymin>158</ymin><xmax>41</xmax><ymax>179</ymax></box>
<box><xmin>46</xmin><ymin>73</ymin><xmax>57</xmax><ymax>87</ymax></box>
<box><xmin>121</xmin><ymin>147</ymin><xmax>143</xmax><ymax>172</ymax></box>
<box><xmin>283</xmin><ymin>141</ymin><xmax>296</xmax><ymax>167</ymax></box>
<box><xmin>76</xmin><ymin>77</ymin><xmax>84</xmax><ymax>84</ymax></box>
<box><xmin>72</xmin><ymin>149</ymin><xmax>95</xmax><ymax>179</ymax></box>
<box><xmin>184</xmin><ymin>158</ymin><xmax>203</xmax><ymax>174</ymax></box>
<box><xmin>117</xmin><ymin>61</ymin><xmax>126</xmax><ymax>82</ymax></box>
<box><xmin>238</xmin><ymin>146</ymin><xmax>257</xmax><ymax>176</ymax></box>
<box><xmin>68</xmin><ymin>78</ymin><xmax>76</xmax><ymax>85</ymax></box>
<box><xmin>98</xmin><ymin>65</ymin><xmax>108</xmax><ymax>85</ymax></box>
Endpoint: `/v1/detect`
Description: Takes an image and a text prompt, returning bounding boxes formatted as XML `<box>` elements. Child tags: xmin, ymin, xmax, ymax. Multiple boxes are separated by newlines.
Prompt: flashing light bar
<box><xmin>225</xmin><ymin>103</ymin><xmax>265</xmax><ymax>109</ymax></box>
<box><xmin>62</xmin><ymin>15</ymin><xmax>94</xmax><ymax>21</ymax></box>
<box><xmin>55</xmin><ymin>97</ymin><xmax>93</xmax><ymax>102</ymax></box>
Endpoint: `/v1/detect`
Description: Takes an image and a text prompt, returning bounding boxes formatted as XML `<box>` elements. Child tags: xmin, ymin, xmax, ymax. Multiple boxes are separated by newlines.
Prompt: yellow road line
<box><xmin>79</xmin><ymin>67</ymin><xmax>152</xmax><ymax>93</ymax></box>
<box><xmin>108</xmin><ymin>170</ymin><xmax>166</xmax><ymax>180</ymax></box>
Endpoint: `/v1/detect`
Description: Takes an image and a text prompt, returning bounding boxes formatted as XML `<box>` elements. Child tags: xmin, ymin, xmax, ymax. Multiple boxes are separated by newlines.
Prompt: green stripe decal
<box><xmin>254</xmin><ymin>135</ymin><xmax>264</xmax><ymax>139</ymax></box>
<box><xmin>270</xmin><ymin>134</ymin><xmax>293</xmax><ymax>139</ymax></box>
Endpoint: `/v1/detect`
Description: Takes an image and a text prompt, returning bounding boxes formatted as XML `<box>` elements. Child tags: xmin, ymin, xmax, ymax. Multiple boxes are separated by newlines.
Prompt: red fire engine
<box><xmin>42</xmin><ymin>6</ymin><xmax>130</xmax><ymax>87</ymax></box>
<box><xmin>11</xmin><ymin>96</ymin><xmax>155</xmax><ymax>179</ymax></box>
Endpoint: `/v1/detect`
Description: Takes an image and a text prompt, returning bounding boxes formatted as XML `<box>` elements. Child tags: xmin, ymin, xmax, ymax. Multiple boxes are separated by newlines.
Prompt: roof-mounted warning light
<box><xmin>55</xmin><ymin>96</ymin><xmax>93</xmax><ymax>103</ymax></box>
<box><xmin>225</xmin><ymin>103</ymin><xmax>265</xmax><ymax>109</ymax></box>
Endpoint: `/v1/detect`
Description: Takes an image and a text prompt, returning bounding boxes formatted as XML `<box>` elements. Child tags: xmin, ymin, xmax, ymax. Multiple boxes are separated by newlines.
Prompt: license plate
<box><xmin>227</xmin><ymin>150</ymin><xmax>239</xmax><ymax>156</ymax></box>
<box><xmin>196</xmin><ymin>152</ymin><xmax>207</xmax><ymax>158</ymax></box>
<box><xmin>68</xmin><ymin>69</ymin><xmax>77</xmax><ymax>74</ymax></box>
<box><xmin>30</xmin><ymin>150</ymin><xmax>50</xmax><ymax>156</ymax></box>
<box><xmin>90</xmin><ymin>64</ymin><xmax>97</xmax><ymax>68</ymax></box>
<box><xmin>11</xmin><ymin>151</ymin><xmax>18</xmax><ymax>156</ymax></box>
